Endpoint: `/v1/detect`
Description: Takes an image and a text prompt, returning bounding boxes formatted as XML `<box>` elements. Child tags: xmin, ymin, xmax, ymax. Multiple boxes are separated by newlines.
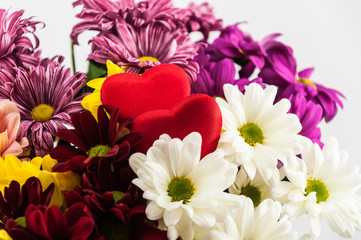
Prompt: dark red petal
<box><xmin>68</xmin><ymin>216</ymin><xmax>94</xmax><ymax>239</ymax></box>
<box><xmin>5</xmin><ymin>219</ymin><xmax>37</xmax><ymax>240</ymax></box>
<box><xmin>65</xmin><ymin>190</ymin><xmax>84</xmax><ymax>209</ymax></box>
<box><xmin>25</xmin><ymin>205</ymin><xmax>50</xmax><ymax>239</ymax></box>
<box><xmin>50</xmin><ymin>145</ymin><xmax>85</xmax><ymax>161</ymax></box>
<box><xmin>80</xmin><ymin>110</ymin><xmax>100</xmax><ymax>147</ymax></box>
<box><xmin>65</xmin><ymin>203</ymin><xmax>93</xmax><ymax>228</ymax></box>
<box><xmin>45</xmin><ymin>206</ymin><xmax>67</xmax><ymax>239</ymax></box>
<box><xmin>57</xmin><ymin>129</ymin><xmax>89</xmax><ymax>152</ymax></box>
<box><xmin>97</xmin><ymin>106</ymin><xmax>110</xmax><ymax>145</ymax></box>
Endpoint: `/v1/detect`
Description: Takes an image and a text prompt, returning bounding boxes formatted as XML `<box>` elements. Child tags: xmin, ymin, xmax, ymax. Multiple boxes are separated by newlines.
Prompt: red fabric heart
<box><xmin>131</xmin><ymin>94</ymin><xmax>222</xmax><ymax>159</ymax></box>
<box><xmin>101</xmin><ymin>64</ymin><xmax>190</xmax><ymax>119</ymax></box>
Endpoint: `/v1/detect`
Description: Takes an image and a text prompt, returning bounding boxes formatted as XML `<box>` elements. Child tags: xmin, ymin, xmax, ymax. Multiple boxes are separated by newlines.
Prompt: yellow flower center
<box><xmin>238</xmin><ymin>123</ymin><xmax>264</xmax><ymax>146</ymax></box>
<box><xmin>305</xmin><ymin>179</ymin><xmax>329</xmax><ymax>203</ymax></box>
<box><xmin>296</xmin><ymin>78</ymin><xmax>317</xmax><ymax>89</ymax></box>
<box><xmin>88</xmin><ymin>145</ymin><xmax>111</xmax><ymax>158</ymax></box>
<box><xmin>31</xmin><ymin>104</ymin><xmax>54</xmax><ymax>122</ymax></box>
<box><xmin>167</xmin><ymin>176</ymin><xmax>195</xmax><ymax>204</ymax></box>
<box><xmin>241</xmin><ymin>184</ymin><xmax>261</xmax><ymax>207</ymax></box>
<box><xmin>138</xmin><ymin>56</ymin><xmax>160</xmax><ymax>62</ymax></box>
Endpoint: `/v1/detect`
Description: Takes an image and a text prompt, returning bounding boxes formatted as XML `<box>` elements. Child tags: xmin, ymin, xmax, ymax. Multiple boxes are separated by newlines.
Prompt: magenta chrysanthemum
<box><xmin>0</xmin><ymin>9</ymin><xmax>43</xmax><ymax>75</ymax></box>
<box><xmin>0</xmin><ymin>59</ymin><xmax>86</xmax><ymax>157</ymax></box>
<box><xmin>259</xmin><ymin>34</ymin><xmax>345</xmax><ymax>122</ymax></box>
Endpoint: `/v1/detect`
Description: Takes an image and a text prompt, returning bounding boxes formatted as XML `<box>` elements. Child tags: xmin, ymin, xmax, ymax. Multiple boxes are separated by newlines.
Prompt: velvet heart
<box><xmin>101</xmin><ymin>63</ymin><xmax>191</xmax><ymax>120</ymax></box>
<box><xmin>131</xmin><ymin>94</ymin><xmax>222</xmax><ymax>159</ymax></box>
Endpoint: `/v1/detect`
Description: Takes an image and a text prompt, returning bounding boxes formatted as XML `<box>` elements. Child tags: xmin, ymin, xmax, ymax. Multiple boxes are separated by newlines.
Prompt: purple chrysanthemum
<box><xmin>191</xmin><ymin>46</ymin><xmax>262</xmax><ymax>97</ymax></box>
<box><xmin>89</xmin><ymin>20</ymin><xmax>200</xmax><ymax>81</ymax></box>
<box><xmin>259</xmin><ymin>34</ymin><xmax>345</xmax><ymax>122</ymax></box>
<box><xmin>0</xmin><ymin>9</ymin><xmax>43</xmax><ymax>75</ymax></box>
<box><xmin>207</xmin><ymin>24</ymin><xmax>266</xmax><ymax>78</ymax></box>
<box><xmin>0</xmin><ymin>59</ymin><xmax>86</xmax><ymax>157</ymax></box>
<box><xmin>288</xmin><ymin>93</ymin><xmax>323</xmax><ymax>146</ymax></box>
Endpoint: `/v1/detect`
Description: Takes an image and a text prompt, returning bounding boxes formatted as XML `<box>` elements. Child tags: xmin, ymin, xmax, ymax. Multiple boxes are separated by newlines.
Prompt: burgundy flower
<box><xmin>259</xmin><ymin>34</ymin><xmax>345</xmax><ymax>122</ymax></box>
<box><xmin>5</xmin><ymin>203</ymin><xmax>98</xmax><ymax>240</ymax></box>
<box><xmin>191</xmin><ymin>45</ymin><xmax>263</xmax><ymax>98</ymax></box>
<box><xmin>0</xmin><ymin>58</ymin><xmax>86</xmax><ymax>156</ymax></box>
<box><xmin>0</xmin><ymin>9</ymin><xmax>43</xmax><ymax>75</ymax></box>
<box><xmin>0</xmin><ymin>177</ymin><xmax>54</xmax><ymax>227</ymax></box>
<box><xmin>50</xmin><ymin>106</ymin><xmax>142</xmax><ymax>175</ymax></box>
<box><xmin>207</xmin><ymin>24</ymin><xmax>266</xmax><ymax>78</ymax></box>
<box><xmin>65</xmin><ymin>185</ymin><xmax>167</xmax><ymax>240</ymax></box>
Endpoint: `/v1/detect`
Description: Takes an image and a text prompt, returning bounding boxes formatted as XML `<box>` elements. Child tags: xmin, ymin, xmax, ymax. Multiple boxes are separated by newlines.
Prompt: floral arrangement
<box><xmin>0</xmin><ymin>1</ymin><xmax>359</xmax><ymax>240</ymax></box>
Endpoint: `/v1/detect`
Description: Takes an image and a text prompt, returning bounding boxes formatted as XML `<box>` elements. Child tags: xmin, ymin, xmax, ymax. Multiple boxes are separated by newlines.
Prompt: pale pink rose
<box><xmin>0</xmin><ymin>99</ymin><xmax>28</xmax><ymax>157</ymax></box>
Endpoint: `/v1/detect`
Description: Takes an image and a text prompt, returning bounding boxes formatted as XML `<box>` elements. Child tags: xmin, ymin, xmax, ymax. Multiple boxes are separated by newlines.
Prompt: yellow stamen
<box><xmin>138</xmin><ymin>56</ymin><xmax>160</xmax><ymax>62</ymax></box>
<box><xmin>31</xmin><ymin>104</ymin><xmax>54</xmax><ymax>122</ymax></box>
<box><xmin>296</xmin><ymin>78</ymin><xmax>317</xmax><ymax>89</ymax></box>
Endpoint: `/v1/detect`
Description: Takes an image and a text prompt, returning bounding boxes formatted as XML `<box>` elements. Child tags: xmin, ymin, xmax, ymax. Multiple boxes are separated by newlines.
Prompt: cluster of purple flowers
<box><xmin>191</xmin><ymin>25</ymin><xmax>344</xmax><ymax>145</ymax></box>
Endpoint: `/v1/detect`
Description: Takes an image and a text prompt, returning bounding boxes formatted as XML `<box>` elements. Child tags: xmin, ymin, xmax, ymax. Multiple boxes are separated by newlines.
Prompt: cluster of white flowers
<box><xmin>130</xmin><ymin>83</ymin><xmax>361</xmax><ymax>240</ymax></box>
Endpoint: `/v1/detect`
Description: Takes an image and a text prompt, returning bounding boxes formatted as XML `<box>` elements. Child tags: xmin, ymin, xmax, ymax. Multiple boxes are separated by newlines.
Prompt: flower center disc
<box><xmin>31</xmin><ymin>104</ymin><xmax>54</xmax><ymax>122</ymax></box>
<box><xmin>238</xmin><ymin>123</ymin><xmax>264</xmax><ymax>146</ymax></box>
<box><xmin>296</xmin><ymin>78</ymin><xmax>317</xmax><ymax>89</ymax></box>
<box><xmin>88</xmin><ymin>145</ymin><xmax>111</xmax><ymax>158</ymax></box>
<box><xmin>305</xmin><ymin>179</ymin><xmax>329</xmax><ymax>203</ymax></box>
<box><xmin>167</xmin><ymin>176</ymin><xmax>195</xmax><ymax>203</ymax></box>
<box><xmin>138</xmin><ymin>56</ymin><xmax>160</xmax><ymax>63</ymax></box>
<box><xmin>241</xmin><ymin>184</ymin><xmax>261</xmax><ymax>207</ymax></box>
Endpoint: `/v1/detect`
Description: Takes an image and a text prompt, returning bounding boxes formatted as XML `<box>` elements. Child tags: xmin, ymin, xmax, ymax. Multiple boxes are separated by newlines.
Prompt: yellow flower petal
<box><xmin>87</xmin><ymin>77</ymin><xmax>106</xmax><ymax>90</ymax></box>
<box><xmin>41</xmin><ymin>155</ymin><xmax>58</xmax><ymax>172</ymax></box>
<box><xmin>81</xmin><ymin>91</ymin><xmax>102</xmax><ymax>120</ymax></box>
<box><xmin>0</xmin><ymin>155</ymin><xmax>80</xmax><ymax>208</ymax></box>
<box><xmin>106</xmin><ymin>60</ymin><xmax>124</xmax><ymax>76</ymax></box>
<box><xmin>0</xmin><ymin>229</ymin><xmax>11</xmax><ymax>240</ymax></box>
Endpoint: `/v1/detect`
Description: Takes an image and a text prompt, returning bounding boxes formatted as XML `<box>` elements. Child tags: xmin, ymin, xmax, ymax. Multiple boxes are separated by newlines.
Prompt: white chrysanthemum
<box><xmin>229</xmin><ymin>167</ymin><xmax>271</xmax><ymax>207</ymax></box>
<box><xmin>129</xmin><ymin>132</ymin><xmax>241</xmax><ymax>240</ymax></box>
<box><xmin>216</xmin><ymin>83</ymin><xmax>304</xmax><ymax>186</ymax></box>
<box><xmin>204</xmin><ymin>197</ymin><xmax>297</xmax><ymax>240</ymax></box>
<box><xmin>272</xmin><ymin>138</ymin><xmax>361</xmax><ymax>238</ymax></box>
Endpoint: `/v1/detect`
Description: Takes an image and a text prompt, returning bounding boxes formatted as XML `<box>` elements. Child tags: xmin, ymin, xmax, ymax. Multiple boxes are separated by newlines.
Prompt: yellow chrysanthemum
<box><xmin>0</xmin><ymin>229</ymin><xmax>11</xmax><ymax>240</ymax></box>
<box><xmin>81</xmin><ymin>60</ymin><xmax>125</xmax><ymax>119</ymax></box>
<box><xmin>0</xmin><ymin>155</ymin><xmax>80</xmax><ymax>207</ymax></box>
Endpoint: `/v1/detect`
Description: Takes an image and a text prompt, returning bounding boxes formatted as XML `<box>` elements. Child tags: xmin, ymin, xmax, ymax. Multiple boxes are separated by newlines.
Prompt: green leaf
<box><xmin>87</xmin><ymin>60</ymin><xmax>107</xmax><ymax>80</ymax></box>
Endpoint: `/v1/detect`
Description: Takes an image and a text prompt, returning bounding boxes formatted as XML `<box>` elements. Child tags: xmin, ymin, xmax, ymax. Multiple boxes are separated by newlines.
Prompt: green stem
<box><xmin>71</xmin><ymin>42</ymin><xmax>76</xmax><ymax>73</ymax></box>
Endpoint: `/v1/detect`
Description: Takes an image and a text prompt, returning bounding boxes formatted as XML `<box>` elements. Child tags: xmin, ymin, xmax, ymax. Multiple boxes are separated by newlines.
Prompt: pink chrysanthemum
<box><xmin>71</xmin><ymin>0</ymin><xmax>182</xmax><ymax>44</ymax></box>
<box><xmin>0</xmin><ymin>59</ymin><xmax>86</xmax><ymax>157</ymax></box>
<box><xmin>0</xmin><ymin>9</ymin><xmax>43</xmax><ymax>75</ymax></box>
<box><xmin>89</xmin><ymin>20</ymin><xmax>199</xmax><ymax>81</ymax></box>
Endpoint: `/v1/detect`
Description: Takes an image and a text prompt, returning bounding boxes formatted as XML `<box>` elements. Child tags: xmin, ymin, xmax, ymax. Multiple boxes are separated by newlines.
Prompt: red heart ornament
<box><xmin>101</xmin><ymin>64</ymin><xmax>190</xmax><ymax>119</ymax></box>
<box><xmin>131</xmin><ymin>94</ymin><xmax>222</xmax><ymax>159</ymax></box>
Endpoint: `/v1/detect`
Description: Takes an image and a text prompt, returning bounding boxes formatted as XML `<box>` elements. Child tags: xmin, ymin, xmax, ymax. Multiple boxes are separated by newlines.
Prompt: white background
<box><xmin>2</xmin><ymin>0</ymin><xmax>361</xmax><ymax>239</ymax></box>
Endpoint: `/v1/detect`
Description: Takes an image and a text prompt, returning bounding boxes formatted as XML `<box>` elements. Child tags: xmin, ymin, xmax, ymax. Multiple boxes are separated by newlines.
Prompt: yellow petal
<box><xmin>54</xmin><ymin>171</ymin><xmax>80</xmax><ymax>191</ymax></box>
<box><xmin>87</xmin><ymin>78</ymin><xmax>106</xmax><ymax>90</ymax></box>
<box><xmin>37</xmin><ymin>171</ymin><xmax>63</xmax><ymax>207</ymax></box>
<box><xmin>30</xmin><ymin>156</ymin><xmax>43</xmax><ymax>169</ymax></box>
<box><xmin>106</xmin><ymin>60</ymin><xmax>124</xmax><ymax>76</ymax></box>
<box><xmin>41</xmin><ymin>155</ymin><xmax>58</xmax><ymax>172</ymax></box>
<box><xmin>81</xmin><ymin>91</ymin><xmax>102</xmax><ymax>120</ymax></box>
<box><xmin>0</xmin><ymin>229</ymin><xmax>12</xmax><ymax>240</ymax></box>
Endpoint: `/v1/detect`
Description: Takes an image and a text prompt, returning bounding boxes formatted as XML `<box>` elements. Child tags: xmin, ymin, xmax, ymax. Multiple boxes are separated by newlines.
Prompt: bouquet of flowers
<box><xmin>0</xmin><ymin>0</ymin><xmax>359</xmax><ymax>239</ymax></box>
